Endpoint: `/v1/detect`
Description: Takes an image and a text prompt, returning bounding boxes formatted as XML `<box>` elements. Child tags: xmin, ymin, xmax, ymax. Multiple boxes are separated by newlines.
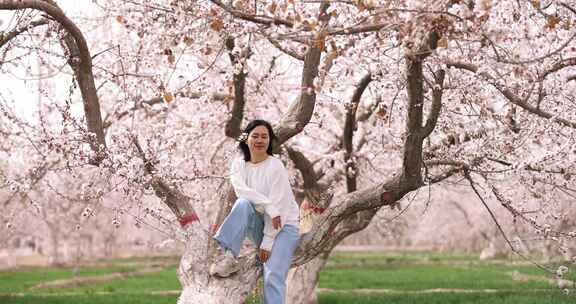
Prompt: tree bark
<box><xmin>285</xmin><ymin>147</ymin><xmax>331</xmax><ymax>304</ymax></box>
<box><xmin>343</xmin><ymin>73</ymin><xmax>372</xmax><ymax>193</ymax></box>
<box><xmin>285</xmin><ymin>72</ymin><xmax>372</xmax><ymax>304</ymax></box>
<box><xmin>274</xmin><ymin>3</ymin><xmax>330</xmax><ymax>145</ymax></box>
<box><xmin>224</xmin><ymin>37</ymin><xmax>247</xmax><ymax>139</ymax></box>
<box><xmin>286</xmin><ymin>254</ymin><xmax>329</xmax><ymax>304</ymax></box>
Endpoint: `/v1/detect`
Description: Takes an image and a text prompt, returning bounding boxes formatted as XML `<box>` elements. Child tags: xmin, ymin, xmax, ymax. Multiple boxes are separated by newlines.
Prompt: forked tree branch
<box><xmin>0</xmin><ymin>19</ymin><xmax>49</xmax><ymax>48</ymax></box>
<box><xmin>275</xmin><ymin>2</ymin><xmax>331</xmax><ymax>144</ymax></box>
<box><xmin>0</xmin><ymin>0</ymin><xmax>107</xmax><ymax>154</ymax></box>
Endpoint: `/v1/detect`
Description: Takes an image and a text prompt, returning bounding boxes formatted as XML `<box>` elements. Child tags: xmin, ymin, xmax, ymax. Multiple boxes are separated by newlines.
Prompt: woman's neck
<box><xmin>250</xmin><ymin>153</ymin><xmax>268</xmax><ymax>164</ymax></box>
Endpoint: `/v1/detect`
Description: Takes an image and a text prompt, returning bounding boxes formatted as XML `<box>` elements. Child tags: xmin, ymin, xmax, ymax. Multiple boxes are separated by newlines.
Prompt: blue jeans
<box><xmin>214</xmin><ymin>198</ymin><xmax>300</xmax><ymax>304</ymax></box>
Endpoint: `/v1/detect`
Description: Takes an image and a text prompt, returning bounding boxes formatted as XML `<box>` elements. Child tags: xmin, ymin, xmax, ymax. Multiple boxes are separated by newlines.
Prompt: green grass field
<box><xmin>0</xmin><ymin>252</ymin><xmax>574</xmax><ymax>303</ymax></box>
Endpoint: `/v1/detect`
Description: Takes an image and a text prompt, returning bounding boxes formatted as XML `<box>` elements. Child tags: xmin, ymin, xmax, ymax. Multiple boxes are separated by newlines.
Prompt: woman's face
<box><xmin>247</xmin><ymin>125</ymin><xmax>270</xmax><ymax>157</ymax></box>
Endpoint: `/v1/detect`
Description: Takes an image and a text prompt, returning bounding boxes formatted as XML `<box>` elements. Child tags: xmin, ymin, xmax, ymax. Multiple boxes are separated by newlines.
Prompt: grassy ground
<box><xmin>1</xmin><ymin>251</ymin><xmax>574</xmax><ymax>303</ymax></box>
<box><xmin>0</xmin><ymin>266</ymin><xmax>138</xmax><ymax>293</ymax></box>
<box><xmin>1</xmin><ymin>292</ymin><xmax>573</xmax><ymax>304</ymax></box>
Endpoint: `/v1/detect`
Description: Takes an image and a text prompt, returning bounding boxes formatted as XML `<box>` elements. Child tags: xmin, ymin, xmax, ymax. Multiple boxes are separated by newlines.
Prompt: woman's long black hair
<box><xmin>238</xmin><ymin>119</ymin><xmax>277</xmax><ymax>161</ymax></box>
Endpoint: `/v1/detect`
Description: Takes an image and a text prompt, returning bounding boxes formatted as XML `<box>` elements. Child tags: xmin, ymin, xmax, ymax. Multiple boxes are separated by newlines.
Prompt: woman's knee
<box><xmin>233</xmin><ymin>198</ymin><xmax>253</xmax><ymax>213</ymax></box>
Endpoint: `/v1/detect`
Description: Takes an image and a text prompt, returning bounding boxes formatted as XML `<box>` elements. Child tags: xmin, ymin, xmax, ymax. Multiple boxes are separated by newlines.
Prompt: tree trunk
<box><xmin>50</xmin><ymin>233</ymin><xmax>61</xmax><ymax>266</ymax></box>
<box><xmin>176</xmin><ymin>232</ymin><xmax>261</xmax><ymax>304</ymax></box>
<box><xmin>285</xmin><ymin>255</ymin><xmax>328</xmax><ymax>304</ymax></box>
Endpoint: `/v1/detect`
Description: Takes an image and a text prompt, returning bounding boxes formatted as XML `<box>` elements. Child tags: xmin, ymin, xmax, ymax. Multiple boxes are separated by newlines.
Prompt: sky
<box><xmin>0</xmin><ymin>1</ymin><xmax>99</xmax><ymax>119</ymax></box>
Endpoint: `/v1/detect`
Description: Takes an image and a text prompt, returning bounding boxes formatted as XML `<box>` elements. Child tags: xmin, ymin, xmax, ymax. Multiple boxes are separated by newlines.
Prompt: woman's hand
<box><xmin>272</xmin><ymin>216</ymin><xmax>282</xmax><ymax>229</ymax></box>
<box><xmin>260</xmin><ymin>217</ymin><xmax>281</xmax><ymax>262</ymax></box>
<box><xmin>259</xmin><ymin>249</ymin><xmax>271</xmax><ymax>263</ymax></box>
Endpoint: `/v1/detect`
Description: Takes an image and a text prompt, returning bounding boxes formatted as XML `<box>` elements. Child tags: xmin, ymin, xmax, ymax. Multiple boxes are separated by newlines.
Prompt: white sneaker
<box><xmin>209</xmin><ymin>255</ymin><xmax>240</xmax><ymax>277</ymax></box>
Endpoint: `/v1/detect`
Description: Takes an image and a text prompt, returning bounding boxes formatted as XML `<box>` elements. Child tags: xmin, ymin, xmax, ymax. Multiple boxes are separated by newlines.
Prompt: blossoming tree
<box><xmin>1</xmin><ymin>0</ymin><xmax>576</xmax><ymax>302</ymax></box>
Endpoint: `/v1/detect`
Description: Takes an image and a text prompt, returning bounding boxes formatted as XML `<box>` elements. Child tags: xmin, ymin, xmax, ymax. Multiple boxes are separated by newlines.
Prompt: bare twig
<box><xmin>0</xmin><ymin>19</ymin><xmax>49</xmax><ymax>48</ymax></box>
<box><xmin>465</xmin><ymin>171</ymin><xmax>554</xmax><ymax>273</ymax></box>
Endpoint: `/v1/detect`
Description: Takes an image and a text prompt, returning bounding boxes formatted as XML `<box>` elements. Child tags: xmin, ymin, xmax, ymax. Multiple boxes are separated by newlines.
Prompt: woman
<box><xmin>210</xmin><ymin>119</ymin><xmax>300</xmax><ymax>304</ymax></box>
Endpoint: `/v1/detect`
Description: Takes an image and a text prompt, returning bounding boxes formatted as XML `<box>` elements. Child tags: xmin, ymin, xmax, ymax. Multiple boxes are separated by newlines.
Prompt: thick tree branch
<box><xmin>132</xmin><ymin>135</ymin><xmax>196</xmax><ymax>231</ymax></box>
<box><xmin>328</xmin><ymin>23</ymin><xmax>390</xmax><ymax>36</ymax></box>
<box><xmin>421</xmin><ymin>69</ymin><xmax>445</xmax><ymax>138</ymax></box>
<box><xmin>0</xmin><ymin>0</ymin><xmax>107</xmax><ymax>156</ymax></box>
<box><xmin>208</xmin><ymin>0</ymin><xmax>293</xmax><ymax>27</ymax></box>
<box><xmin>356</xmin><ymin>95</ymin><xmax>382</xmax><ymax>123</ymax></box>
<box><xmin>265</xmin><ymin>35</ymin><xmax>305</xmax><ymax>61</ymax></box>
<box><xmin>207</xmin><ymin>180</ymin><xmax>238</xmax><ymax>257</ymax></box>
<box><xmin>286</xmin><ymin>147</ymin><xmax>320</xmax><ymax>192</ymax></box>
<box><xmin>402</xmin><ymin>35</ymin><xmax>438</xmax><ymax>185</ymax></box>
<box><xmin>294</xmin><ymin>25</ymin><xmax>443</xmax><ymax>265</ymax></box>
<box><xmin>0</xmin><ymin>19</ymin><xmax>49</xmax><ymax>48</ymax></box>
<box><xmin>275</xmin><ymin>3</ymin><xmax>331</xmax><ymax>145</ymax></box>
<box><xmin>538</xmin><ymin>57</ymin><xmax>576</xmax><ymax>81</ymax></box>
<box><xmin>404</xmin><ymin>28</ymin><xmax>441</xmax><ymax>164</ymax></box>
<box><xmin>285</xmin><ymin>146</ymin><xmax>333</xmax><ymax>211</ymax></box>
<box><xmin>343</xmin><ymin>73</ymin><xmax>372</xmax><ymax>193</ymax></box>
<box><xmin>224</xmin><ymin>37</ymin><xmax>247</xmax><ymax>139</ymax></box>
<box><xmin>294</xmin><ymin>156</ymin><xmax>473</xmax><ymax>264</ymax></box>
<box><xmin>293</xmin><ymin>177</ymin><xmax>403</xmax><ymax>265</ymax></box>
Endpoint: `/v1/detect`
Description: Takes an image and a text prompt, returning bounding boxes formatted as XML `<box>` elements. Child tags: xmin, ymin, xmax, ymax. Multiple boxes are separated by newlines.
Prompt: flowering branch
<box><xmin>446</xmin><ymin>60</ymin><xmax>576</xmax><ymax>129</ymax></box>
<box><xmin>0</xmin><ymin>19</ymin><xmax>49</xmax><ymax>48</ymax></box>
<box><xmin>0</xmin><ymin>0</ymin><xmax>106</xmax><ymax>159</ymax></box>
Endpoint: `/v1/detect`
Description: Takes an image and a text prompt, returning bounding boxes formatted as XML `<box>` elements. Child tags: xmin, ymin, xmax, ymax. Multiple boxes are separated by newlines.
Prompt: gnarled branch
<box><xmin>132</xmin><ymin>135</ymin><xmax>196</xmax><ymax>230</ymax></box>
<box><xmin>275</xmin><ymin>3</ymin><xmax>331</xmax><ymax>144</ymax></box>
<box><xmin>343</xmin><ymin>73</ymin><xmax>372</xmax><ymax>192</ymax></box>
<box><xmin>294</xmin><ymin>23</ymin><xmax>447</xmax><ymax>264</ymax></box>
<box><xmin>0</xmin><ymin>0</ymin><xmax>106</xmax><ymax>155</ymax></box>
<box><xmin>224</xmin><ymin>37</ymin><xmax>247</xmax><ymax>139</ymax></box>
<box><xmin>421</xmin><ymin>69</ymin><xmax>445</xmax><ymax>138</ymax></box>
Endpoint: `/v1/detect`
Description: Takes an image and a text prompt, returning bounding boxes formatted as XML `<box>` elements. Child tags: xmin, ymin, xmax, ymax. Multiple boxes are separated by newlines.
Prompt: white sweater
<box><xmin>230</xmin><ymin>155</ymin><xmax>299</xmax><ymax>251</ymax></box>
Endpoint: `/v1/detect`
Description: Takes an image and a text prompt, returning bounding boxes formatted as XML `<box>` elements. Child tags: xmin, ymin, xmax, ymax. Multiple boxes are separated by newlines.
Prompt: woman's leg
<box><xmin>263</xmin><ymin>224</ymin><xmax>300</xmax><ymax>304</ymax></box>
<box><xmin>246</xmin><ymin>210</ymin><xmax>264</xmax><ymax>249</ymax></box>
<box><xmin>213</xmin><ymin>198</ymin><xmax>257</xmax><ymax>257</ymax></box>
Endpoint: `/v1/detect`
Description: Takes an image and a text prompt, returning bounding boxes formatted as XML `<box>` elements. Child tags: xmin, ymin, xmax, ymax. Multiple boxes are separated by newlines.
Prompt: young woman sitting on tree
<box><xmin>209</xmin><ymin>119</ymin><xmax>300</xmax><ymax>304</ymax></box>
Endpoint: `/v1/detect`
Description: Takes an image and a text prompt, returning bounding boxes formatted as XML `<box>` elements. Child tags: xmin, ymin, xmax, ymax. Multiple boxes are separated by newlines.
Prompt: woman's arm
<box><xmin>260</xmin><ymin>161</ymin><xmax>292</xmax><ymax>251</ymax></box>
